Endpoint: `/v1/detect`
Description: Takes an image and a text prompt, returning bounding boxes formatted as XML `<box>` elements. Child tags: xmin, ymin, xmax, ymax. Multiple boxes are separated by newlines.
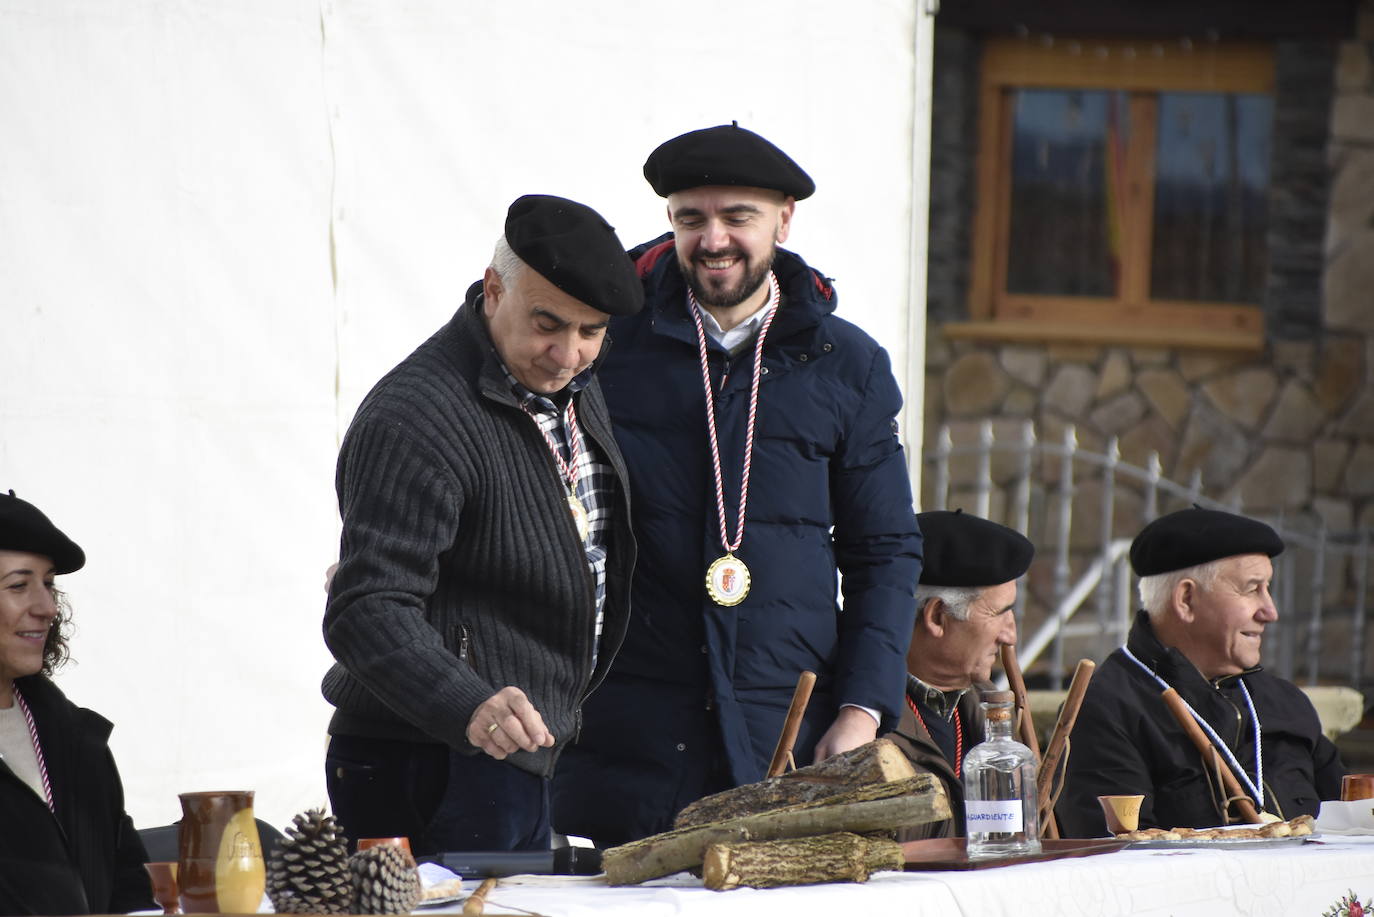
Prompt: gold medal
<box><xmin>522</xmin><ymin>398</ymin><xmax>594</xmax><ymax>546</ymax></box>
<box><xmin>706</xmin><ymin>553</ymin><xmax>751</xmax><ymax>606</ymax></box>
<box><xmin>689</xmin><ymin>273</ymin><xmax>780</xmax><ymax>607</ymax></box>
<box><xmin>568</xmin><ymin>491</ymin><xmax>590</xmax><ymax>542</ymax></box>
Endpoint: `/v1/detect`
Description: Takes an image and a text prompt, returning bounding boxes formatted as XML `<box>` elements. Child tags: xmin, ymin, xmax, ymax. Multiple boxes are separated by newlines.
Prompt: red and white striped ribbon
<box><xmin>13</xmin><ymin>685</ymin><xmax>55</xmax><ymax>813</ymax></box>
<box><xmin>523</xmin><ymin>398</ymin><xmax>586</xmax><ymax>495</ymax></box>
<box><xmin>687</xmin><ymin>273</ymin><xmax>780</xmax><ymax>555</ymax></box>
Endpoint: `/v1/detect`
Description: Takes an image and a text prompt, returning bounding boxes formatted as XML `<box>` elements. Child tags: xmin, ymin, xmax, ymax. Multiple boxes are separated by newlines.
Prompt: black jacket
<box><xmin>1057</xmin><ymin>611</ymin><xmax>1345</xmax><ymax>836</ymax></box>
<box><xmin>322</xmin><ymin>287</ymin><xmax>635</xmax><ymax>778</ymax></box>
<box><xmin>0</xmin><ymin>676</ymin><xmax>153</xmax><ymax>915</ymax></box>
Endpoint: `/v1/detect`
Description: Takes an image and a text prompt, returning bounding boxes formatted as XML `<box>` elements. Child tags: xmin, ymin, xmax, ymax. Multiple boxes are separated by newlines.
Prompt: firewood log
<box><xmin>603</xmin><ymin>774</ymin><xmax>948</xmax><ymax>886</ymax></box>
<box><xmin>702</xmin><ymin>832</ymin><xmax>905</xmax><ymax>890</ymax></box>
<box><xmin>675</xmin><ymin>738</ymin><xmax>918</xmax><ymax>829</ymax></box>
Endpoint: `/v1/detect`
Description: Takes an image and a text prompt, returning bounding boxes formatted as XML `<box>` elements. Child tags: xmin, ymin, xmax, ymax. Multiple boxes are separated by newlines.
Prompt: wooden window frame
<box><xmin>955</xmin><ymin>37</ymin><xmax>1275</xmax><ymax>351</ymax></box>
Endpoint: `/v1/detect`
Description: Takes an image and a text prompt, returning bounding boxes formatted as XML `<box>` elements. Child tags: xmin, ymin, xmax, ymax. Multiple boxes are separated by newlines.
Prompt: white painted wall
<box><xmin>0</xmin><ymin>0</ymin><xmax>930</xmax><ymax>832</ymax></box>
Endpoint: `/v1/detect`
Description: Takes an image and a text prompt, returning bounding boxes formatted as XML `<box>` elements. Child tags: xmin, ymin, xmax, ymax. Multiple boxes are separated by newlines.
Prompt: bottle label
<box><xmin>965</xmin><ymin>800</ymin><xmax>1023</xmax><ymax>832</ymax></box>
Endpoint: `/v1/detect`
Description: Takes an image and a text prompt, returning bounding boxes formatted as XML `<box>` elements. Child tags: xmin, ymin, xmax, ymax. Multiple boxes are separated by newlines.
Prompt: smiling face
<box><xmin>482</xmin><ymin>264</ymin><xmax>610</xmax><ymax>395</ymax></box>
<box><xmin>0</xmin><ymin>551</ymin><xmax>59</xmax><ymax>703</ymax></box>
<box><xmin>1179</xmin><ymin>553</ymin><xmax>1277</xmax><ymax>679</ymax></box>
<box><xmin>666</xmin><ymin>185</ymin><xmax>794</xmax><ymax>322</ymax></box>
<box><xmin>909</xmin><ymin>581</ymin><xmax>1019</xmax><ymax>690</ymax></box>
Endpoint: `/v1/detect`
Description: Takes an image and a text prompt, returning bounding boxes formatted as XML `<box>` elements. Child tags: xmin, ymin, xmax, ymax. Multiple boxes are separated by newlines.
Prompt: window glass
<box><xmin>1150</xmin><ymin>92</ymin><xmax>1272</xmax><ymax>303</ymax></box>
<box><xmin>1006</xmin><ymin>89</ymin><xmax>1129</xmax><ymax>298</ymax></box>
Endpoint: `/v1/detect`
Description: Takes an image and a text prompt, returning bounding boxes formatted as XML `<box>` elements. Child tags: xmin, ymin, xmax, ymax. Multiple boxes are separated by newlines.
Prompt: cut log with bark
<box><xmin>602</xmin><ymin>774</ymin><xmax>948</xmax><ymax>886</ymax></box>
<box><xmin>675</xmin><ymin>739</ymin><xmax>918</xmax><ymax>829</ymax></box>
<box><xmin>702</xmin><ymin>831</ymin><xmax>904</xmax><ymax>891</ymax></box>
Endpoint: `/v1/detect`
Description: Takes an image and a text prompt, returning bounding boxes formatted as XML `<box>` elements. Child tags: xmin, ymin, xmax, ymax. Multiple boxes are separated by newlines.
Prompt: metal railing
<box><xmin>924</xmin><ymin>420</ymin><xmax>1373</xmax><ymax>693</ymax></box>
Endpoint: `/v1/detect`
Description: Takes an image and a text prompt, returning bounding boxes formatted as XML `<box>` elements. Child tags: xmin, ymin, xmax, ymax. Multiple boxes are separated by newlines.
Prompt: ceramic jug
<box><xmin>177</xmin><ymin>790</ymin><xmax>266</xmax><ymax>913</ymax></box>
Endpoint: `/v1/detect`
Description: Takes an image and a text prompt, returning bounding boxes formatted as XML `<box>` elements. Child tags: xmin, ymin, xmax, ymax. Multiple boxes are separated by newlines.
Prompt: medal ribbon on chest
<box><xmin>13</xmin><ymin>686</ymin><xmax>54</xmax><ymax>812</ymax></box>
<box><xmin>524</xmin><ymin>398</ymin><xmax>591</xmax><ymax>542</ymax></box>
<box><xmin>1121</xmin><ymin>644</ymin><xmax>1266</xmax><ymax>808</ymax></box>
<box><xmin>688</xmin><ymin>273</ymin><xmax>780</xmax><ymax>606</ymax></box>
<box><xmin>907</xmin><ymin>694</ymin><xmax>964</xmax><ymax>778</ymax></box>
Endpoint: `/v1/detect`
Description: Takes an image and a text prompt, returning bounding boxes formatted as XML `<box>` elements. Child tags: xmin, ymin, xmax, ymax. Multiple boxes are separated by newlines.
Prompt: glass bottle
<box><xmin>962</xmin><ymin>690</ymin><xmax>1042</xmax><ymax>859</ymax></box>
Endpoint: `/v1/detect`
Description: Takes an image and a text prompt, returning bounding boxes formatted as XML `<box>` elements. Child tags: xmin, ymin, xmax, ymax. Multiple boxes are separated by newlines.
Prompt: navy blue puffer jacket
<box><xmin>553</xmin><ymin>237</ymin><xmax>922</xmax><ymax>843</ymax></box>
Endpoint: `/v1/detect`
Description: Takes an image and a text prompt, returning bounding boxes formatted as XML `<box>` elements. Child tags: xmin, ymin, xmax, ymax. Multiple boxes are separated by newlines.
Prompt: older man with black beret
<box><xmin>884</xmin><ymin>510</ymin><xmax>1034</xmax><ymax>840</ymax></box>
<box><xmin>1057</xmin><ymin>508</ymin><xmax>1346</xmax><ymax>836</ymax></box>
<box><xmin>322</xmin><ymin>195</ymin><xmax>642</xmax><ymax>854</ymax></box>
<box><xmin>552</xmin><ymin>125</ymin><xmax>923</xmax><ymax>846</ymax></box>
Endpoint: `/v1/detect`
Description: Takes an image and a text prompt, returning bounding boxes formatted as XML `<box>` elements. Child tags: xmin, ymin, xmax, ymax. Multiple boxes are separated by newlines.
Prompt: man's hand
<box><xmin>811</xmin><ymin>706</ymin><xmax>879</xmax><ymax>763</ymax></box>
<box><xmin>466</xmin><ymin>686</ymin><xmax>556</xmax><ymax>760</ymax></box>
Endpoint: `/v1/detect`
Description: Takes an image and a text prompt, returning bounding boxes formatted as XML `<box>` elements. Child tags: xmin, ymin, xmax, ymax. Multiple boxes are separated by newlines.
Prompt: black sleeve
<box><xmin>108</xmin><ymin>811</ymin><xmax>156</xmax><ymax>913</ymax></box>
<box><xmin>0</xmin><ymin>857</ymin><xmax>90</xmax><ymax>915</ymax></box>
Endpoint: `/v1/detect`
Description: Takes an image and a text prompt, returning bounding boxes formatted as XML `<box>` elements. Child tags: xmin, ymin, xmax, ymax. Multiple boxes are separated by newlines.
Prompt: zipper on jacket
<box><xmin>536</xmin><ymin>396</ymin><xmax>623</xmax><ymax>737</ymax></box>
<box><xmin>1215</xmin><ymin>683</ymin><xmax>1246</xmax><ymax>751</ymax></box>
<box><xmin>456</xmin><ymin>623</ymin><xmax>471</xmax><ymax>663</ymax></box>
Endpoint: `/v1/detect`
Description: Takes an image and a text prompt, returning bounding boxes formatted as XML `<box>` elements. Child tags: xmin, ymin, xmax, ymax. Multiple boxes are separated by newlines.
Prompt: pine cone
<box><xmin>350</xmin><ymin>845</ymin><xmax>421</xmax><ymax>915</ymax></box>
<box><xmin>266</xmin><ymin>808</ymin><xmax>354</xmax><ymax>914</ymax></box>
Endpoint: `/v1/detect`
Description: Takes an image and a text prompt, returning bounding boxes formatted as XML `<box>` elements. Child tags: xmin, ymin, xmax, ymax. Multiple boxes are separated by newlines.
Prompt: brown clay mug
<box><xmin>1342</xmin><ymin>773</ymin><xmax>1374</xmax><ymax>801</ymax></box>
<box><xmin>357</xmin><ymin>836</ymin><xmax>415</xmax><ymax>864</ymax></box>
<box><xmin>177</xmin><ymin>790</ymin><xmax>265</xmax><ymax>914</ymax></box>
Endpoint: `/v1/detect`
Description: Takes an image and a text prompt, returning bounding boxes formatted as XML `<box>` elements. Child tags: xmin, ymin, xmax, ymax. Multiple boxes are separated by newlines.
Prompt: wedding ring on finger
<box><xmin>487</xmin><ymin>722</ymin><xmax>500</xmax><ymax>735</ymax></box>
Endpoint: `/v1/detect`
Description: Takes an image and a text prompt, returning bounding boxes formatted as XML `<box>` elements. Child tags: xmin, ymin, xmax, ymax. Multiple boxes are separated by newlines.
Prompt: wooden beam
<box><xmin>981</xmin><ymin>37</ymin><xmax>1274</xmax><ymax>94</ymax></box>
<box><xmin>941</xmin><ymin>318</ymin><xmax>1263</xmax><ymax>351</ymax></box>
<box><xmin>937</xmin><ymin>0</ymin><xmax>1358</xmax><ymax>41</ymax></box>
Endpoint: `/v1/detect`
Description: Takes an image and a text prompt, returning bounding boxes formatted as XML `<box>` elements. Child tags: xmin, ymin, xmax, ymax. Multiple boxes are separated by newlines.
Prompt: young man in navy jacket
<box><xmin>553</xmin><ymin>125</ymin><xmax>923</xmax><ymax>846</ymax></box>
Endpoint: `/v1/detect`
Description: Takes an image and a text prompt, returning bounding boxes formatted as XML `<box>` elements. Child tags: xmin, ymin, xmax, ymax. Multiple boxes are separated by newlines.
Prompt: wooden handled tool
<box><xmin>1035</xmin><ymin>659</ymin><xmax>1095</xmax><ymax>835</ymax></box>
<box><xmin>1000</xmin><ymin>645</ymin><xmax>1042</xmax><ymax>760</ymax></box>
<box><xmin>766</xmin><ymin>670</ymin><xmax>817</xmax><ymax>777</ymax></box>
<box><xmin>1160</xmin><ymin>687</ymin><xmax>1264</xmax><ymax>824</ymax></box>
<box><xmin>1002</xmin><ymin>644</ymin><xmax>1055</xmax><ymax>837</ymax></box>
<box><xmin>463</xmin><ymin>877</ymin><xmax>497</xmax><ymax>916</ymax></box>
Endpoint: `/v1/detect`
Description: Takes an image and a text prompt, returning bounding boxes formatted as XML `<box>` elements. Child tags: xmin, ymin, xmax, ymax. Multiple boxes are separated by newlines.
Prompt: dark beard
<box><xmin>680</xmin><ymin>247</ymin><xmax>775</xmax><ymax>309</ymax></box>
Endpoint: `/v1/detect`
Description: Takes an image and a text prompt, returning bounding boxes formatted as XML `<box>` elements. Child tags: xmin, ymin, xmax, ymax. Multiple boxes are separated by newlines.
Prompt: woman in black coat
<box><xmin>0</xmin><ymin>490</ymin><xmax>154</xmax><ymax>915</ymax></box>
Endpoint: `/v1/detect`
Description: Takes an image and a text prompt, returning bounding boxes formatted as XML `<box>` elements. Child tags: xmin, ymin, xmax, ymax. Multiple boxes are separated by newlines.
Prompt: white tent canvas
<box><xmin>0</xmin><ymin>0</ymin><xmax>931</xmax><ymax>832</ymax></box>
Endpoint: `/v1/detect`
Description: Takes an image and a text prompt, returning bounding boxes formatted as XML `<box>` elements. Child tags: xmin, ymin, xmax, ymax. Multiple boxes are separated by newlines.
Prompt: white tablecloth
<box><xmin>436</xmin><ymin>836</ymin><xmax>1374</xmax><ymax>917</ymax></box>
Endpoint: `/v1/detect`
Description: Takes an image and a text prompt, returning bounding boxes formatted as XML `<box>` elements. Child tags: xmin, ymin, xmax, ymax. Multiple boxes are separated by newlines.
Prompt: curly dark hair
<box><xmin>39</xmin><ymin>587</ymin><xmax>74</xmax><ymax>675</ymax></box>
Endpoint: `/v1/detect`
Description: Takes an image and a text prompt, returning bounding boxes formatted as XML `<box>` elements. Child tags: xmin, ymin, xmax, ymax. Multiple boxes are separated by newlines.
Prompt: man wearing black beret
<box><xmin>321</xmin><ymin>195</ymin><xmax>642</xmax><ymax>853</ymax></box>
<box><xmin>1058</xmin><ymin>507</ymin><xmax>1345</xmax><ymax>836</ymax></box>
<box><xmin>552</xmin><ymin>125</ymin><xmax>923</xmax><ymax>845</ymax></box>
<box><xmin>882</xmin><ymin>510</ymin><xmax>1034</xmax><ymax>840</ymax></box>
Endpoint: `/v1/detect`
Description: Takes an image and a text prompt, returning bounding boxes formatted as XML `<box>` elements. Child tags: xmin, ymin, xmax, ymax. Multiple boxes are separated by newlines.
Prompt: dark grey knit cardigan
<box><xmin>322</xmin><ymin>285</ymin><xmax>635</xmax><ymax>778</ymax></box>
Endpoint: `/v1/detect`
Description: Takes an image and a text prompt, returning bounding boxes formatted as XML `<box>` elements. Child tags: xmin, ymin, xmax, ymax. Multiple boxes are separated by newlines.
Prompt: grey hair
<box><xmin>914</xmin><ymin>584</ymin><xmax>983</xmax><ymax>623</ymax></box>
<box><xmin>489</xmin><ymin>235</ymin><xmax>528</xmax><ymax>284</ymax></box>
<box><xmin>1139</xmin><ymin>559</ymin><xmax>1224</xmax><ymax>619</ymax></box>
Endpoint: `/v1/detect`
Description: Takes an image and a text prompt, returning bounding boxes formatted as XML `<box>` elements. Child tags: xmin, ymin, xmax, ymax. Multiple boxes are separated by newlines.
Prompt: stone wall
<box><xmin>1322</xmin><ymin>0</ymin><xmax>1374</xmax><ymax>531</ymax></box>
<box><xmin>923</xmin><ymin>332</ymin><xmax>1370</xmax><ymax>531</ymax></box>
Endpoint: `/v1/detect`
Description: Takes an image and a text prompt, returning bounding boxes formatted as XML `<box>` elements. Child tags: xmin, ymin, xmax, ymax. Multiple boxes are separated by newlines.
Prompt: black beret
<box><xmin>1130</xmin><ymin>507</ymin><xmax>1284</xmax><ymax>577</ymax></box>
<box><xmin>504</xmin><ymin>195</ymin><xmax>644</xmax><ymax>317</ymax></box>
<box><xmin>917</xmin><ymin>510</ymin><xmax>1035</xmax><ymax>587</ymax></box>
<box><xmin>643</xmin><ymin>123</ymin><xmax>816</xmax><ymax>200</ymax></box>
<box><xmin>0</xmin><ymin>490</ymin><xmax>85</xmax><ymax>574</ymax></box>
